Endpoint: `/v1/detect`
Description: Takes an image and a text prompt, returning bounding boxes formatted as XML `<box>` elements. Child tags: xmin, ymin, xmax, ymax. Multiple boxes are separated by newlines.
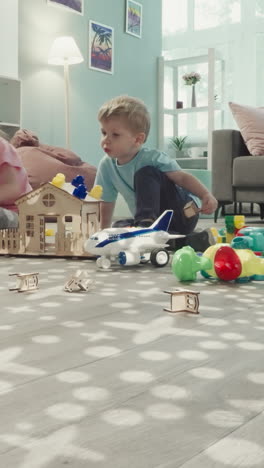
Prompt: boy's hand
<box><xmin>200</xmin><ymin>192</ymin><xmax>218</xmax><ymax>214</ymax></box>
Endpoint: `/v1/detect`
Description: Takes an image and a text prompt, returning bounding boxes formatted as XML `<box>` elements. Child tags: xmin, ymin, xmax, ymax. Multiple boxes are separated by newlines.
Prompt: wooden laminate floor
<box><xmin>0</xmin><ymin>217</ymin><xmax>264</xmax><ymax>467</ymax></box>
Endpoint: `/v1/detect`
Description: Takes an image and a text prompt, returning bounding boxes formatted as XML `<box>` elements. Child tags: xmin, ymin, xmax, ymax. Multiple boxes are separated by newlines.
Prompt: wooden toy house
<box><xmin>0</xmin><ymin>183</ymin><xmax>100</xmax><ymax>257</ymax></box>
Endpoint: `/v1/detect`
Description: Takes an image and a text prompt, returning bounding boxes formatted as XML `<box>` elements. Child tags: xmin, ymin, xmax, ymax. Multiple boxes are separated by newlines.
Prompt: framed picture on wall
<box><xmin>126</xmin><ymin>0</ymin><xmax>143</xmax><ymax>38</ymax></box>
<box><xmin>47</xmin><ymin>0</ymin><xmax>83</xmax><ymax>15</ymax></box>
<box><xmin>89</xmin><ymin>21</ymin><xmax>114</xmax><ymax>74</ymax></box>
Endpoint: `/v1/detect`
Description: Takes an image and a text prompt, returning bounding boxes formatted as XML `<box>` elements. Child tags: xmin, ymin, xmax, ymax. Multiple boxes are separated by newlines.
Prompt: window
<box><xmin>256</xmin><ymin>33</ymin><xmax>264</xmax><ymax>104</ymax></box>
<box><xmin>26</xmin><ymin>215</ymin><xmax>34</xmax><ymax>237</ymax></box>
<box><xmin>162</xmin><ymin>0</ymin><xmax>187</xmax><ymax>34</ymax></box>
<box><xmin>64</xmin><ymin>215</ymin><xmax>73</xmax><ymax>234</ymax></box>
<box><xmin>194</xmin><ymin>0</ymin><xmax>241</xmax><ymax>30</ymax></box>
<box><xmin>42</xmin><ymin>193</ymin><xmax>55</xmax><ymax>207</ymax></box>
<box><xmin>256</xmin><ymin>0</ymin><xmax>264</xmax><ymax>17</ymax></box>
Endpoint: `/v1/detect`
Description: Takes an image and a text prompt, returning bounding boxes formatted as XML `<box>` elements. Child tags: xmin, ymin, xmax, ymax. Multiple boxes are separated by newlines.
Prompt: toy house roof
<box><xmin>16</xmin><ymin>182</ymin><xmax>96</xmax><ymax>207</ymax></box>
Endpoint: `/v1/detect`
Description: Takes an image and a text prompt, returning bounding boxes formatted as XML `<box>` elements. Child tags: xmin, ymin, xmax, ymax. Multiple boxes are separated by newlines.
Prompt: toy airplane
<box><xmin>84</xmin><ymin>210</ymin><xmax>185</xmax><ymax>269</ymax></box>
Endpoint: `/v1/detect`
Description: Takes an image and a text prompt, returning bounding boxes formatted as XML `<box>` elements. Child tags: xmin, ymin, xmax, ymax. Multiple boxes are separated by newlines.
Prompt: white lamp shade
<box><xmin>48</xmin><ymin>36</ymin><xmax>84</xmax><ymax>65</ymax></box>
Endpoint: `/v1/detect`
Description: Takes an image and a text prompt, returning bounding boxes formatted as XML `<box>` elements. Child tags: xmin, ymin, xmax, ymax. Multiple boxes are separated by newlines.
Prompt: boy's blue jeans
<box><xmin>134</xmin><ymin>166</ymin><xmax>199</xmax><ymax>234</ymax></box>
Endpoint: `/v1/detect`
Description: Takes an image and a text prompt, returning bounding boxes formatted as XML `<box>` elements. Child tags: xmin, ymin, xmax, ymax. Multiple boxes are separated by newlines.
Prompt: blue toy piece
<box><xmin>72</xmin><ymin>175</ymin><xmax>85</xmax><ymax>187</ymax></box>
<box><xmin>232</xmin><ymin>227</ymin><xmax>264</xmax><ymax>253</ymax></box>
<box><xmin>73</xmin><ymin>184</ymin><xmax>87</xmax><ymax>199</ymax></box>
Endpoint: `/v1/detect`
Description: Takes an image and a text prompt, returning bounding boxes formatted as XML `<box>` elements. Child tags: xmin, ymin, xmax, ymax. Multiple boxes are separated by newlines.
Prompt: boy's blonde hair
<box><xmin>98</xmin><ymin>95</ymin><xmax>151</xmax><ymax>141</ymax></box>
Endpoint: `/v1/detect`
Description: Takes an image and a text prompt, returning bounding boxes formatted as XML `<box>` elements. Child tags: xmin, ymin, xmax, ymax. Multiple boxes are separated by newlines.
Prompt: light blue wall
<box><xmin>19</xmin><ymin>0</ymin><xmax>162</xmax><ymax>166</ymax></box>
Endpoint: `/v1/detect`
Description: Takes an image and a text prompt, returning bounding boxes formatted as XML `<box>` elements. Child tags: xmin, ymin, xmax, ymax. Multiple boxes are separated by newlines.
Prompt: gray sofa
<box><xmin>212</xmin><ymin>129</ymin><xmax>264</xmax><ymax>222</ymax></box>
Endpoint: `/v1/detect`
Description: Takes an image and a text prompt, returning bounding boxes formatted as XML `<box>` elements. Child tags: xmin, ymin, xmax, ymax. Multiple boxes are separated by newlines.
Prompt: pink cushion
<box><xmin>10</xmin><ymin>129</ymin><xmax>97</xmax><ymax>191</ymax></box>
<box><xmin>17</xmin><ymin>146</ymin><xmax>96</xmax><ymax>191</ymax></box>
<box><xmin>10</xmin><ymin>129</ymin><xmax>39</xmax><ymax>148</ymax></box>
<box><xmin>229</xmin><ymin>102</ymin><xmax>264</xmax><ymax>156</ymax></box>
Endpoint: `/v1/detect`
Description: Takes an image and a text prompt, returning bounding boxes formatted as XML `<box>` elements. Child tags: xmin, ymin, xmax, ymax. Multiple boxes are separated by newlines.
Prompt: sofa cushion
<box><xmin>233</xmin><ymin>155</ymin><xmax>264</xmax><ymax>187</ymax></box>
<box><xmin>229</xmin><ymin>102</ymin><xmax>264</xmax><ymax>156</ymax></box>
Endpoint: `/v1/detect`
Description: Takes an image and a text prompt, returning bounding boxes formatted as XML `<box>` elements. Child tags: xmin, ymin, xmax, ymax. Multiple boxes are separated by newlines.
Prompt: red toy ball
<box><xmin>214</xmin><ymin>246</ymin><xmax>242</xmax><ymax>281</ymax></box>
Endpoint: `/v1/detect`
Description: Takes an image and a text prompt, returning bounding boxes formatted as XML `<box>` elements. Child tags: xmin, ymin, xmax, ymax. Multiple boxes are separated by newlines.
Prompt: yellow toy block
<box><xmin>234</xmin><ymin>215</ymin><xmax>245</xmax><ymax>230</ymax></box>
<box><xmin>226</xmin><ymin>232</ymin><xmax>235</xmax><ymax>243</ymax></box>
<box><xmin>45</xmin><ymin>229</ymin><xmax>55</xmax><ymax>236</ymax></box>
<box><xmin>89</xmin><ymin>185</ymin><xmax>103</xmax><ymax>200</ymax></box>
<box><xmin>51</xmin><ymin>173</ymin><xmax>66</xmax><ymax>188</ymax></box>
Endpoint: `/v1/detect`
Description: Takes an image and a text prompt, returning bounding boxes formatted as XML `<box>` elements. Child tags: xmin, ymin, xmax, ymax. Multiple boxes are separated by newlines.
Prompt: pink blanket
<box><xmin>10</xmin><ymin>130</ymin><xmax>97</xmax><ymax>191</ymax></box>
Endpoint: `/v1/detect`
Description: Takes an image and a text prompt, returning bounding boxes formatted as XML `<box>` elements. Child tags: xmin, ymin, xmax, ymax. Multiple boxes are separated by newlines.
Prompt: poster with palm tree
<box><xmin>126</xmin><ymin>0</ymin><xmax>143</xmax><ymax>38</ymax></box>
<box><xmin>89</xmin><ymin>21</ymin><xmax>114</xmax><ymax>74</ymax></box>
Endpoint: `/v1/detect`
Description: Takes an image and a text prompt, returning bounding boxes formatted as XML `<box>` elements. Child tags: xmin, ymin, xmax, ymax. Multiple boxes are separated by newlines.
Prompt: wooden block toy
<box><xmin>163</xmin><ymin>288</ymin><xmax>200</xmax><ymax>314</ymax></box>
<box><xmin>64</xmin><ymin>270</ymin><xmax>94</xmax><ymax>292</ymax></box>
<box><xmin>9</xmin><ymin>272</ymin><xmax>39</xmax><ymax>292</ymax></box>
<box><xmin>183</xmin><ymin>201</ymin><xmax>200</xmax><ymax>218</ymax></box>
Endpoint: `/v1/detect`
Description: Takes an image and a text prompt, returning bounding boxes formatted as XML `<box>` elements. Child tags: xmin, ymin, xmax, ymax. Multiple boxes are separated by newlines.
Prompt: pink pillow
<box><xmin>17</xmin><ymin>146</ymin><xmax>97</xmax><ymax>190</ymax></box>
<box><xmin>10</xmin><ymin>129</ymin><xmax>39</xmax><ymax>148</ymax></box>
<box><xmin>229</xmin><ymin>102</ymin><xmax>264</xmax><ymax>156</ymax></box>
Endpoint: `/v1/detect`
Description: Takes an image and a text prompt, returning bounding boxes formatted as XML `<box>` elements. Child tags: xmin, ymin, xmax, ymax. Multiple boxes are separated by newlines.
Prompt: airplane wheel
<box><xmin>96</xmin><ymin>257</ymin><xmax>111</xmax><ymax>269</ymax></box>
<box><xmin>150</xmin><ymin>249</ymin><xmax>169</xmax><ymax>267</ymax></box>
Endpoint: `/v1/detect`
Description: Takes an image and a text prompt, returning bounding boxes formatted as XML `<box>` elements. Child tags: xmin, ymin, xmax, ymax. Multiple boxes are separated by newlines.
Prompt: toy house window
<box><xmin>64</xmin><ymin>216</ymin><xmax>73</xmax><ymax>234</ymax></box>
<box><xmin>42</xmin><ymin>193</ymin><xmax>55</xmax><ymax>207</ymax></box>
<box><xmin>87</xmin><ymin>213</ymin><xmax>97</xmax><ymax>235</ymax></box>
<box><xmin>26</xmin><ymin>215</ymin><xmax>34</xmax><ymax>237</ymax></box>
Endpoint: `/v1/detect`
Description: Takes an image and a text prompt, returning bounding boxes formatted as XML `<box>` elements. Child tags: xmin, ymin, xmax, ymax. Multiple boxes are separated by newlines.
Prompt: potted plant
<box><xmin>169</xmin><ymin>136</ymin><xmax>188</xmax><ymax>158</ymax></box>
<box><xmin>182</xmin><ymin>72</ymin><xmax>201</xmax><ymax>107</ymax></box>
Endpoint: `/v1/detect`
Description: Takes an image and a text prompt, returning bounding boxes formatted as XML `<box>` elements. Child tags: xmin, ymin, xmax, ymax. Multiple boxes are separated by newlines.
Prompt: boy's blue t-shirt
<box><xmin>94</xmin><ymin>147</ymin><xmax>199</xmax><ymax>216</ymax></box>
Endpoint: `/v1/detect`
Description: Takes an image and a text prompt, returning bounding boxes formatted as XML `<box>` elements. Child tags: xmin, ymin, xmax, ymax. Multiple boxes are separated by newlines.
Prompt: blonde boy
<box><xmin>94</xmin><ymin>95</ymin><xmax>217</xmax><ymax>248</ymax></box>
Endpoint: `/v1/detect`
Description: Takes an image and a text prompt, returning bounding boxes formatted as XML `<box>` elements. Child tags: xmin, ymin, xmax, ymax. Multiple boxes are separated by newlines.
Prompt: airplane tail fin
<box><xmin>150</xmin><ymin>210</ymin><xmax>173</xmax><ymax>232</ymax></box>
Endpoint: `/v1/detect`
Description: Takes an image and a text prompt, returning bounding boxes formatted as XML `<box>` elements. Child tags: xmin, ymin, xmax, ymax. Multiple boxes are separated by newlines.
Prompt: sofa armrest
<box><xmin>211</xmin><ymin>129</ymin><xmax>249</xmax><ymax>202</ymax></box>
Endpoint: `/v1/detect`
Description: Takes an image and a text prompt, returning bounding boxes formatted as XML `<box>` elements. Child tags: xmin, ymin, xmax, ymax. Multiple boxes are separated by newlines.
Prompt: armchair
<box><xmin>212</xmin><ymin>129</ymin><xmax>264</xmax><ymax>222</ymax></box>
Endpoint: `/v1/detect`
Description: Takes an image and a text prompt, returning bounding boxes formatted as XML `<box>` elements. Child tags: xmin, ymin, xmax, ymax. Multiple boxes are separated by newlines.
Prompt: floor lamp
<box><xmin>48</xmin><ymin>36</ymin><xmax>84</xmax><ymax>149</ymax></box>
